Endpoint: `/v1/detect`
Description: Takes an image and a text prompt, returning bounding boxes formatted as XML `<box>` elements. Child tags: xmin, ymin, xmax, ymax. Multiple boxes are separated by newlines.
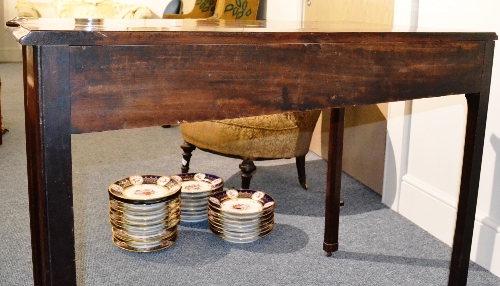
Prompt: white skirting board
<box><xmin>399</xmin><ymin>174</ymin><xmax>500</xmax><ymax>278</ymax></box>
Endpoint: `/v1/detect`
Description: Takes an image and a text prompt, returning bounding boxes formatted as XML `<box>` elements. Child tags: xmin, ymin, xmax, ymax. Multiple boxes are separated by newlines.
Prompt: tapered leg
<box><xmin>323</xmin><ymin>108</ymin><xmax>345</xmax><ymax>255</ymax></box>
<box><xmin>181</xmin><ymin>141</ymin><xmax>196</xmax><ymax>173</ymax></box>
<box><xmin>448</xmin><ymin>93</ymin><xmax>489</xmax><ymax>285</ymax></box>
<box><xmin>239</xmin><ymin>160</ymin><xmax>256</xmax><ymax>189</ymax></box>
<box><xmin>448</xmin><ymin>93</ymin><xmax>487</xmax><ymax>284</ymax></box>
<box><xmin>296</xmin><ymin>155</ymin><xmax>309</xmax><ymax>190</ymax></box>
<box><xmin>24</xmin><ymin>46</ymin><xmax>76</xmax><ymax>285</ymax></box>
<box><xmin>448</xmin><ymin>41</ymin><xmax>494</xmax><ymax>286</ymax></box>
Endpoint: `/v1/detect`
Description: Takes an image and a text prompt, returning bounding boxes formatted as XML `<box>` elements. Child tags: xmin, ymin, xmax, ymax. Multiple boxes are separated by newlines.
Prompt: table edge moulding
<box><xmin>6</xmin><ymin>17</ymin><xmax>497</xmax><ymax>286</ymax></box>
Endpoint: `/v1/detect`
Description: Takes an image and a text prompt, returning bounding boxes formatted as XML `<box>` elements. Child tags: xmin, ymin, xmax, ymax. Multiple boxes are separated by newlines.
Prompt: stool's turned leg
<box><xmin>181</xmin><ymin>141</ymin><xmax>196</xmax><ymax>173</ymax></box>
<box><xmin>323</xmin><ymin>108</ymin><xmax>345</xmax><ymax>256</ymax></box>
<box><xmin>239</xmin><ymin>160</ymin><xmax>256</xmax><ymax>189</ymax></box>
<box><xmin>296</xmin><ymin>155</ymin><xmax>309</xmax><ymax>190</ymax></box>
<box><xmin>296</xmin><ymin>155</ymin><xmax>344</xmax><ymax>206</ymax></box>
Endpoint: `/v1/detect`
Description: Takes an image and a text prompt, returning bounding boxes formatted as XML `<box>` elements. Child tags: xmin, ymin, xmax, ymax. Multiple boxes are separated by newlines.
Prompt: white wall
<box><xmin>1</xmin><ymin>0</ymin><xmax>23</xmax><ymax>62</ymax></box>
<box><xmin>266</xmin><ymin>0</ymin><xmax>302</xmax><ymax>21</ymax></box>
<box><xmin>384</xmin><ymin>0</ymin><xmax>500</xmax><ymax>278</ymax></box>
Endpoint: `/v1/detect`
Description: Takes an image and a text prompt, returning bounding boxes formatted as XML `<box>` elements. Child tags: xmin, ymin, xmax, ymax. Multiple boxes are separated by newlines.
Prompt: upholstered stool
<box><xmin>180</xmin><ymin>110</ymin><xmax>321</xmax><ymax>189</ymax></box>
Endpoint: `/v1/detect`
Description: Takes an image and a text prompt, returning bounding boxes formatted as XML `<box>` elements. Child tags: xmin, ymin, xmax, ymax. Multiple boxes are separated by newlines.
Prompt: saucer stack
<box><xmin>207</xmin><ymin>189</ymin><xmax>275</xmax><ymax>243</ymax></box>
<box><xmin>171</xmin><ymin>173</ymin><xmax>224</xmax><ymax>222</ymax></box>
<box><xmin>108</xmin><ymin>174</ymin><xmax>181</xmax><ymax>252</ymax></box>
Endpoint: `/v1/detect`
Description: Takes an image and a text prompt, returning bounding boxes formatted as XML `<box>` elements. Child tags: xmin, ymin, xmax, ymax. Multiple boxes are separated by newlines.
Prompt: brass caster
<box><xmin>324</xmin><ymin>251</ymin><xmax>332</xmax><ymax>257</ymax></box>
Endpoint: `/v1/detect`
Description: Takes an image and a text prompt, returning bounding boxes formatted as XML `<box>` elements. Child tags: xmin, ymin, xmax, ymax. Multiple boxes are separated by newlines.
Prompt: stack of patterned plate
<box><xmin>108</xmin><ymin>174</ymin><xmax>181</xmax><ymax>252</ymax></box>
<box><xmin>207</xmin><ymin>189</ymin><xmax>275</xmax><ymax>243</ymax></box>
<box><xmin>171</xmin><ymin>173</ymin><xmax>224</xmax><ymax>222</ymax></box>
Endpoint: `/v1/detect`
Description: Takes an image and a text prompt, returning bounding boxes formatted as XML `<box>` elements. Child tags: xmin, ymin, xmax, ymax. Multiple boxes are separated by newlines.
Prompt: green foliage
<box><xmin>197</xmin><ymin>0</ymin><xmax>216</xmax><ymax>13</ymax></box>
<box><xmin>224</xmin><ymin>0</ymin><xmax>252</xmax><ymax>19</ymax></box>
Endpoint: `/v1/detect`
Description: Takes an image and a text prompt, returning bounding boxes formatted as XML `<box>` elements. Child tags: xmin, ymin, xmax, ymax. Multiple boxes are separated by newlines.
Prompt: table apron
<box><xmin>68</xmin><ymin>42</ymin><xmax>486</xmax><ymax>133</ymax></box>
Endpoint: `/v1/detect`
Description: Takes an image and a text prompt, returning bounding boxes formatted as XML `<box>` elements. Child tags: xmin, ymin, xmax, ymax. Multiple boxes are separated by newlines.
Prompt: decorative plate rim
<box><xmin>171</xmin><ymin>173</ymin><xmax>225</xmax><ymax>194</ymax></box>
<box><xmin>108</xmin><ymin>174</ymin><xmax>181</xmax><ymax>204</ymax></box>
<box><xmin>209</xmin><ymin>189</ymin><xmax>275</xmax><ymax>210</ymax></box>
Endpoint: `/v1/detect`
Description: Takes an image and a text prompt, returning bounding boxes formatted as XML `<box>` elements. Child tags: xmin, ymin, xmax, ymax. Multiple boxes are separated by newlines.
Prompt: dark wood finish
<box><xmin>6</xmin><ymin>18</ymin><xmax>496</xmax><ymax>46</ymax></box>
<box><xmin>239</xmin><ymin>160</ymin><xmax>257</xmax><ymax>189</ymax></box>
<box><xmin>68</xmin><ymin>42</ymin><xmax>484</xmax><ymax>133</ymax></box>
<box><xmin>323</xmin><ymin>108</ymin><xmax>345</xmax><ymax>255</ymax></box>
<box><xmin>6</xmin><ymin>18</ymin><xmax>496</xmax><ymax>285</ymax></box>
<box><xmin>180</xmin><ymin>141</ymin><xmax>196</xmax><ymax>173</ymax></box>
<box><xmin>23</xmin><ymin>45</ymin><xmax>76</xmax><ymax>285</ymax></box>
<box><xmin>449</xmin><ymin>40</ymin><xmax>496</xmax><ymax>285</ymax></box>
<box><xmin>295</xmin><ymin>155</ymin><xmax>308</xmax><ymax>190</ymax></box>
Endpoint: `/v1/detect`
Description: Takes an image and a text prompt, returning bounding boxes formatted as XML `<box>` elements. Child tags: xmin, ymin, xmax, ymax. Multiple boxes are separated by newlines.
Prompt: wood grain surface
<box><xmin>70</xmin><ymin>41</ymin><xmax>484</xmax><ymax>133</ymax></box>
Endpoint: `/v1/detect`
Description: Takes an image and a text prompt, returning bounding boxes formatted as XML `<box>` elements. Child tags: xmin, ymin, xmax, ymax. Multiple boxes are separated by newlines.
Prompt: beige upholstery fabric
<box><xmin>180</xmin><ymin>110</ymin><xmax>321</xmax><ymax>160</ymax></box>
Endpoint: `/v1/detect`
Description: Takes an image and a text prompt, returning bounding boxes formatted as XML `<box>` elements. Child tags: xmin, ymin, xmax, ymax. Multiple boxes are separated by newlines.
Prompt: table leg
<box><xmin>24</xmin><ymin>46</ymin><xmax>76</xmax><ymax>285</ymax></box>
<box><xmin>448</xmin><ymin>92</ymin><xmax>489</xmax><ymax>285</ymax></box>
<box><xmin>323</xmin><ymin>107</ymin><xmax>345</xmax><ymax>255</ymax></box>
<box><xmin>448</xmin><ymin>41</ymin><xmax>494</xmax><ymax>286</ymax></box>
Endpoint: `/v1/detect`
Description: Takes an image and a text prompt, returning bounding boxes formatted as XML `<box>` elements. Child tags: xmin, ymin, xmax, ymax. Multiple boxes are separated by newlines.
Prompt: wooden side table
<box><xmin>6</xmin><ymin>18</ymin><xmax>497</xmax><ymax>286</ymax></box>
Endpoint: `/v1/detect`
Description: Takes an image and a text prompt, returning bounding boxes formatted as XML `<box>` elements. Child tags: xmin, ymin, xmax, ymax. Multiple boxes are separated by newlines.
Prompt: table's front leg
<box><xmin>24</xmin><ymin>45</ymin><xmax>76</xmax><ymax>285</ymax></box>
<box><xmin>323</xmin><ymin>108</ymin><xmax>345</xmax><ymax>255</ymax></box>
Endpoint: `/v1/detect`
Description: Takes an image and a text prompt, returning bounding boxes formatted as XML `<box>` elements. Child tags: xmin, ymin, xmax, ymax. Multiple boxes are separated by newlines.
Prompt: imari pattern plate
<box><xmin>108</xmin><ymin>174</ymin><xmax>182</xmax><ymax>252</ymax></box>
<box><xmin>171</xmin><ymin>173</ymin><xmax>225</xmax><ymax>222</ymax></box>
<box><xmin>171</xmin><ymin>173</ymin><xmax>224</xmax><ymax>194</ymax></box>
<box><xmin>207</xmin><ymin>189</ymin><xmax>275</xmax><ymax>243</ymax></box>
<box><xmin>108</xmin><ymin>175</ymin><xmax>181</xmax><ymax>204</ymax></box>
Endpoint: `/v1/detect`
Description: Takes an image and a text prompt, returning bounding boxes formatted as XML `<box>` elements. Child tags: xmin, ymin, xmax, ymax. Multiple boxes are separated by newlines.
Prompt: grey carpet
<box><xmin>1</xmin><ymin>62</ymin><xmax>499</xmax><ymax>285</ymax></box>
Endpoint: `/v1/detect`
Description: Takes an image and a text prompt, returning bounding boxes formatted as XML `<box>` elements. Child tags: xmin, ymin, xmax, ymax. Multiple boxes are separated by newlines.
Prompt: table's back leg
<box><xmin>24</xmin><ymin>45</ymin><xmax>76</xmax><ymax>285</ymax></box>
<box><xmin>323</xmin><ymin>107</ymin><xmax>345</xmax><ymax>255</ymax></box>
<box><xmin>448</xmin><ymin>41</ymin><xmax>495</xmax><ymax>285</ymax></box>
